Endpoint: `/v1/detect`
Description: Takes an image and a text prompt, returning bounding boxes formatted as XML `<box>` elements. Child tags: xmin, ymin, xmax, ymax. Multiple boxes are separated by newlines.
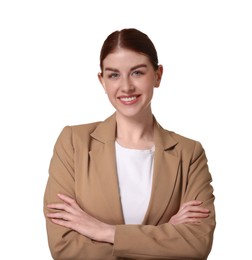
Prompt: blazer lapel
<box><xmin>89</xmin><ymin>114</ymin><xmax>125</xmax><ymax>224</ymax></box>
<box><xmin>89</xmin><ymin>114</ymin><xmax>180</xmax><ymax>226</ymax></box>
<box><xmin>142</xmin><ymin>119</ymin><xmax>180</xmax><ymax>225</ymax></box>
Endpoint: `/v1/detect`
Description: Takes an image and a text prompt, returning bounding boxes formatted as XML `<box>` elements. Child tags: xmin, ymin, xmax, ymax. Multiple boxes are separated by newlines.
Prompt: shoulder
<box><xmin>71</xmin><ymin>121</ymin><xmax>101</xmax><ymax>137</ymax></box>
<box><xmin>169</xmin><ymin>130</ymin><xmax>200</xmax><ymax>147</ymax></box>
<box><xmin>157</xmin><ymin>122</ymin><xmax>205</xmax><ymax>159</ymax></box>
<box><xmin>54</xmin><ymin>113</ymin><xmax>116</xmax><ymax>148</ymax></box>
<box><xmin>57</xmin><ymin>121</ymin><xmax>101</xmax><ymax>144</ymax></box>
<box><xmin>154</xmin><ymin>116</ymin><xmax>202</xmax><ymax>151</ymax></box>
<box><xmin>170</xmin><ymin>132</ymin><xmax>207</xmax><ymax>164</ymax></box>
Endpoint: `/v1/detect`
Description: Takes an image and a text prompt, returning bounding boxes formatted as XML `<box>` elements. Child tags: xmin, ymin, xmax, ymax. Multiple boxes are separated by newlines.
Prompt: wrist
<box><xmin>102</xmin><ymin>224</ymin><xmax>115</xmax><ymax>244</ymax></box>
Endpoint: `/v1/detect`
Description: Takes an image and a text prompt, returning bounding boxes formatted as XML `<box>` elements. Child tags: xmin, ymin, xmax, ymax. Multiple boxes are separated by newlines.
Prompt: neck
<box><xmin>115</xmin><ymin>112</ymin><xmax>154</xmax><ymax>149</ymax></box>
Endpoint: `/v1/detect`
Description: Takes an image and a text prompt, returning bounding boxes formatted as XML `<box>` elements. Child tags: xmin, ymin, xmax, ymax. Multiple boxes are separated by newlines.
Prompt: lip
<box><xmin>117</xmin><ymin>95</ymin><xmax>141</xmax><ymax>105</ymax></box>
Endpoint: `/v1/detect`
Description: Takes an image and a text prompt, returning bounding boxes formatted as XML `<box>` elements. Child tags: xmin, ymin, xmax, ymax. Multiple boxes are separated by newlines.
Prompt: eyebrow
<box><xmin>104</xmin><ymin>64</ymin><xmax>147</xmax><ymax>72</ymax></box>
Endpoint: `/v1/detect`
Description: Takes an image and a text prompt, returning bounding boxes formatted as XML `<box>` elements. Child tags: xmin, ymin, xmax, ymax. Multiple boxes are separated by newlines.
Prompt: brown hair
<box><xmin>99</xmin><ymin>28</ymin><xmax>159</xmax><ymax>73</ymax></box>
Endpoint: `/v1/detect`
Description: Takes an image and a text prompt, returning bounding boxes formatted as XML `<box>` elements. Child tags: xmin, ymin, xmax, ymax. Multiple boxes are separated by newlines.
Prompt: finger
<box><xmin>47</xmin><ymin>203</ymin><xmax>75</xmax><ymax>214</ymax></box>
<box><xmin>179</xmin><ymin>201</ymin><xmax>202</xmax><ymax>212</ymax></box>
<box><xmin>184</xmin><ymin>212</ymin><xmax>209</xmax><ymax>219</ymax></box>
<box><xmin>169</xmin><ymin>215</ymin><xmax>202</xmax><ymax>225</ymax></box>
<box><xmin>185</xmin><ymin>206</ymin><xmax>210</xmax><ymax>213</ymax></box>
<box><xmin>191</xmin><ymin>206</ymin><xmax>210</xmax><ymax>213</ymax></box>
<box><xmin>172</xmin><ymin>212</ymin><xmax>209</xmax><ymax>225</ymax></box>
<box><xmin>50</xmin><ymin>218</ymin><xmax>73</xmax><ymax>229</ymax></box>
<box><xmin>57</xmin><ymin>194</ymin><xmax>81</xmax><ymax>210</ymax></box>
<box><xmin>47</xmin><ymin>211</ymin><xmax>72</xmax><ymax>221</ymax></box>
<box><xmin>57</xmin><ymin>193</ymin><xmax>74</xmax><ymax>204</ymax></box>
<box><xmin>179</xmin><ymin>205</ymin><xmax>210</xmax><ymax>217</ymax></box>
<box><xmin>176</xmin><ymin>209</ymin><xmax>209</xmax><ymax>222</ymax></box>
<box><xmin>180</xmin><ymin>200</ymin><xmax>202</xmax><ymax>209</ymax></box>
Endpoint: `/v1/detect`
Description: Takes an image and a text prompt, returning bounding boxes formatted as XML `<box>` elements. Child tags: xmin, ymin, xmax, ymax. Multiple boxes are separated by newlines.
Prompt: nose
<box><xmin>120</xmin><ymin>76</ymin><xmax>135</xmax><ymax>93</ymax></box>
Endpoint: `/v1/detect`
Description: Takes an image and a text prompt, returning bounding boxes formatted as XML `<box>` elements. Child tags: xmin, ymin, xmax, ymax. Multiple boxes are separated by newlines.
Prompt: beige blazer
<box><xmin>44</xmin><ymin>113</ymin><xmax>216</xmax><ymax>260</ymax></box>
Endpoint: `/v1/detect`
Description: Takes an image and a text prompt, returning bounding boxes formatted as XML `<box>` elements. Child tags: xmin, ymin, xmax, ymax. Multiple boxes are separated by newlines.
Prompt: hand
<box><xmin>169</xmin><ymin>200</ymin><xmax>210</xmax><ymax>225</ymax></box>
<box><xmin>47</xmin><ymin>194</ymin><xmax>115</xmax><ymax>243</ymax></box>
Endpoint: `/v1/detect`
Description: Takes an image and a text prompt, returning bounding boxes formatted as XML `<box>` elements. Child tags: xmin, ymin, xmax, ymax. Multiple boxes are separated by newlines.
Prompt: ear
<box><xmin>154</xmin><ymin>65</ymin><xmax>163</xmax><ymax>88</ymax></box>
<box><xmin>98</xmin><ymin>72</ymin><xmax>106</xmax><ymax>91</ymax></box>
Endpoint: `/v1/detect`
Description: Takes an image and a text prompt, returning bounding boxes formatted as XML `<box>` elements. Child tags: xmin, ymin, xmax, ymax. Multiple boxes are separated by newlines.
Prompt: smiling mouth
<box><xmin>120</xmin><ymin>96</ymin><xmax>136</xmax><ymax>102</ymax></box>
<box><xmin>118</xmin><ymin>95</ymin><xmax>140</xmax><ymax>102</ymax></box>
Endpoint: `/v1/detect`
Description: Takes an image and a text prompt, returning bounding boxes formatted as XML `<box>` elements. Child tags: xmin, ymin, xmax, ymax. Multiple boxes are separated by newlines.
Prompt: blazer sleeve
<box><xmin>113</xmin><ymin>141</ymin><xmax>216</xmax><ymax>260</ymax></box>
<box><xmin>43</xmin><ymin>126</ymin><xmax>114</xmax><ymax>260</ymax></box>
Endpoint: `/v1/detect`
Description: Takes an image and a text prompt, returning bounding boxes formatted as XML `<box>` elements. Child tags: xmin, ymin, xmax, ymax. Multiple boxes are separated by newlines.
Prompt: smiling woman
<box><xmin>44</xmin><ymin>28</ymin><xmax>216</xmax><ymax>260</ymax></box>
<box><xmin>98</xmin><ymin>48</ymin><xmax>162</xmax><ymax>123</ymax></box>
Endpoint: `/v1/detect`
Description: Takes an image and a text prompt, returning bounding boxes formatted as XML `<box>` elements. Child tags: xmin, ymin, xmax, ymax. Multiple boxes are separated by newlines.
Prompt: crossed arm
<box><xmin>47</xmin><ymin>194</ymin><xmax>210</xmax><ymax>244</ymax></box>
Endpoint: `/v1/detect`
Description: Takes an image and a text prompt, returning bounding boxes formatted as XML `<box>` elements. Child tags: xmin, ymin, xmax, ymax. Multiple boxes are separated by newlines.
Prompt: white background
<box><xmin>0</xmin><ymin>0</ymin><xmax>251</xmax><ymax>259</ymax></box>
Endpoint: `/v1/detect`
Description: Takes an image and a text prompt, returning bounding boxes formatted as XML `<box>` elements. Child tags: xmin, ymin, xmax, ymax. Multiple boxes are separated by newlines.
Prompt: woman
<box><xmin>44</xmin><ymin>28</ymin><xmax>215</xmax><ymax>259</ymax></box>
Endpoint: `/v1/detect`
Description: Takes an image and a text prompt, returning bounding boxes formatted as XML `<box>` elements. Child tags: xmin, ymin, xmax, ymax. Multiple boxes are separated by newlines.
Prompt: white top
<box><xmin>115</xmin><ymin>141</ymin><xmax>154</xmax><ymax>224</ymax></box>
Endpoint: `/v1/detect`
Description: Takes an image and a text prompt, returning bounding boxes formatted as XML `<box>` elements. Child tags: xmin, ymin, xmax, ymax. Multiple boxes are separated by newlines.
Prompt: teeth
<box><xmin>120</xmin><ymin>96</ymin><xmax>137</xmax><ymax>102</ymax></box>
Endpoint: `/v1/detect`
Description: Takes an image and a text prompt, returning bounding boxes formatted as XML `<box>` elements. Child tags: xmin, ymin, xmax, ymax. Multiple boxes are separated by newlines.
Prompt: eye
<box><xmin>108</xmin><ymin>72</ymin><xmax>120</xmax><ymax>79</ymax></box>
<box><xmin>132</xmin><ymin>70</ymin><xmax>144</xmax><ymax>77</ymax></box>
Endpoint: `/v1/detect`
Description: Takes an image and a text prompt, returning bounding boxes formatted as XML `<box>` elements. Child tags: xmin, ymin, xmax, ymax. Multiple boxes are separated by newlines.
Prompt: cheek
<box><xmin>142</xmin><ymin>79</ymin><xmax>155</xmax><ymax>91</ymax></box>
<box><xmin>105</xmin><ymin>80</ymin><xmax>121</xmax><ymax>92</ymax></box>
<box><xmin>142</xmin><ymin>75</ymin><xmax>156</xmax><ymax>87</ymax></box>
<box><xmin>103</xmin><ymin>79</ymin><xmax>116</xmax><ymax>89</ymax></box>
<box><xmin>105</xmin><ymin>86</ymin><xmax>117</xmax><ymax>98</ymax></box>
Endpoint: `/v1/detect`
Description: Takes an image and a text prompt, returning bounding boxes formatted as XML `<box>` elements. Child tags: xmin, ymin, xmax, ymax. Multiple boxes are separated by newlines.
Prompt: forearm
<box><xmin>45</xmin><ymin>219</ymin><xmax>115</xmax><ymax>260</ymax></box>
<box><xmin>113</xmin><ymin>219</ymin><xmax>215</xmax><ymax>259</ymax></box>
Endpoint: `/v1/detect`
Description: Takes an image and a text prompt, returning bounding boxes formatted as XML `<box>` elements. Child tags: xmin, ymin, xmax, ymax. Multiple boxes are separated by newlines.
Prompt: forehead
<box><xmin>103</xmin><ymin>48</ymin><xmax>150</xmax><ymax>69</ymax></box>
